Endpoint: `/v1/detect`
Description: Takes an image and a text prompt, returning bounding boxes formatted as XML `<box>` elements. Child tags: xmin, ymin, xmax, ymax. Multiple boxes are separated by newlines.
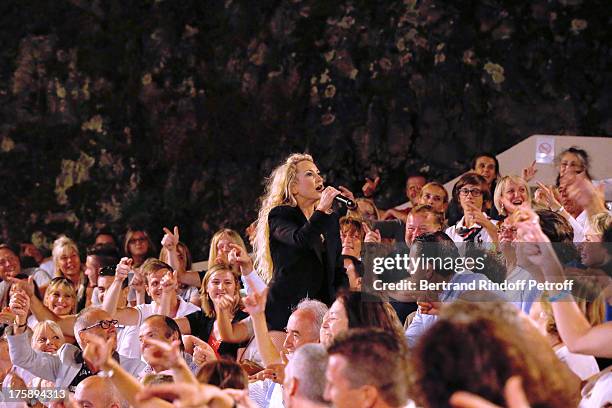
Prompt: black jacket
<box><xmin>265</xmin><ymin>205</ymin><xmax>347</xmax><ymax>330</ymax></box>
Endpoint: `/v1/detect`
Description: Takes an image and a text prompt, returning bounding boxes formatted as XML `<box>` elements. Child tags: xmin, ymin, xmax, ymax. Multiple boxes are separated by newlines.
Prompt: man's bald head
<box><xmin>74</xmin><ymin>376</ymin><xmax>121</xmax><ymax>408</ymax></box>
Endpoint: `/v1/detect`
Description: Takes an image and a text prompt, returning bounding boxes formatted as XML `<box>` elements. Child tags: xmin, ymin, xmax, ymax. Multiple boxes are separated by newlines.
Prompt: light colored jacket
<box><xmin>7</xmin><ymin>330</ymin><xmax>145</xmax><ymax>389</ymax></box>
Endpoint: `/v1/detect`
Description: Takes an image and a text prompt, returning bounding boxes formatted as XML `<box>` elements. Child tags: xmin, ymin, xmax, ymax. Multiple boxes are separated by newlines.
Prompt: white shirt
<box><xmin>579</xmin><ymin>365</ymin><xmax>612</xmax><ymax>408</ymax></box>
<box><xmin>445</xmin><ymin>214</ymin><xmax>496</xmax><ymax>255</ymax></box>
<box><xmin>117</xmin><ymin>297</ymin><xmax>199</xmax><ymax>358</ymax></box>
<box><xmin>556</xmin><ymin>345</ymin><xmax>599</xmax><ymax>381</ymax></box>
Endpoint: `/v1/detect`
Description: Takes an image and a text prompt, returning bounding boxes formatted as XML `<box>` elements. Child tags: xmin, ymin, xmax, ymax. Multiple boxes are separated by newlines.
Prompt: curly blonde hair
<box><xmin>253</xmin><ymin>153</ymin><xmax>314</xmax><ymax>283</ymax></box>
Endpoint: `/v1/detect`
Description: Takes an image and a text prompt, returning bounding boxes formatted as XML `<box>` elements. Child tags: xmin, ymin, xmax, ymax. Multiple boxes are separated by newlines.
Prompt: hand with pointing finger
<box><xmin>363</xmin><ymin>223</ymin><xmax>381</xmax><ymax>243</ymax></box>
<box><xmin>161</xmin><ymin>226</ymin><xmax>180</xmax><ymax>252</ymax></box>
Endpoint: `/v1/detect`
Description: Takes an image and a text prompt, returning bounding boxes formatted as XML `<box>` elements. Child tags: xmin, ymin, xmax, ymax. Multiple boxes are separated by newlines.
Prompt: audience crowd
<box><xmin>0</xmin><ymin>147</ymin><xmax>611</xmax><ymax>407</ymax></box>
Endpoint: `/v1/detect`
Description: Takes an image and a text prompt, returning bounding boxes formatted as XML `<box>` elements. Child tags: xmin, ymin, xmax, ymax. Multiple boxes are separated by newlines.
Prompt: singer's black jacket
<box><xmin>265</xmin><ymin>205</ymin><xmax>348</xmax><ymax>330</ymax></box>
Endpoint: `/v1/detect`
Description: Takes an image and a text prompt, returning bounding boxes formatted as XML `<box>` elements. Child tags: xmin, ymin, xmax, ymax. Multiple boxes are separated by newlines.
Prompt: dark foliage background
<box><xmin>0</xmin><ymin>0</ymin><xmax>610</xmax><ymax>258</ymax></box>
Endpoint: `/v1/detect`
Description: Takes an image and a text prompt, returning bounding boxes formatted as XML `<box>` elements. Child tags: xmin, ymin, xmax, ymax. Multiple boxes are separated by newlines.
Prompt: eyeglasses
<box><xmin>129</xmin><ymin>237</ymin><xmax>147</xmax><ymax>245</ymax></box>
<box><xmin>79</xmin><ymin>319</ymin><xmax>118</xmax><ymax>333</ymax></box>
<box><xmin>459</xmin><ymin>188</ymin><xmax>482</xmax><ymax>197</ymax></box>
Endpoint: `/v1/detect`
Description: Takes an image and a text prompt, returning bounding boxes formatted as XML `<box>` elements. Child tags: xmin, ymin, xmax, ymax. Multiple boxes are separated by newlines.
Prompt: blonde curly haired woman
<box><xmin>253</xmin><ymin>153</ymin><xmax>350</xmax><ymax>330</ymax></box>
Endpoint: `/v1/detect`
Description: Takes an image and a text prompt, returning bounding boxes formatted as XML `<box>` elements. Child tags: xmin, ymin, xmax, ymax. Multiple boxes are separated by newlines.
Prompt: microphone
<box><xmin>334</xmin><ymin>194</ymin><xmax>357</xmax><ymax>210</ymax></box>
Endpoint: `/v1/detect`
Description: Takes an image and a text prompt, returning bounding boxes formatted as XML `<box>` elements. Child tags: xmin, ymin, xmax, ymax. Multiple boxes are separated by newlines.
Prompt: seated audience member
<box><xmin>7</xmin><ymin>305</ymin><xmax>145</xmax><ymax>392</ymax></box>
<box><xmin>342</xmin><ymin>255</ymin><xmax>363</xmax><ymax>291</ymax></box>
<box><xmin>140</xmin><ymin>315</ymin><xmax>197</xmax><ymax>376</ymax></box>
<box><xmin>283</xmin><ymin>344</ymin><xmax>328</xmax><ymax>408</ymax></box>
<box><xmin>404</xmin><ymin>205</ymin><xmax>444</xmax><ymax>246</ymax></box>
<box><xmin>418</xmin><ymin>182</ymin><xmax>449</xmax><ymax>215</ymax></box>
<box><xmin>493</xmin><ymin>175</ymin><xmax>532</xmax><ymax>219</ymax></box>
<box><xmin>529</xmin><ymin>294</ymin><xmax>600</xmax><ymax>380</ymax></box>
<box><xmin>446</xmin><ymin>173</ymin><xmax>498</xmax><ymax>245</ymax></box>
<box><xmin>22</xmin><ymin>320</ymin><xmax>66</xmax><ymax>391</ymax></box>
<box><xmin>384</xmin><ymin>173</ymin><xmax>427</xmax><ymax>221</ymax></box>
<box><xmin>74</xmin><ymin>375</ymin><xmax>123</xmax><ymax>408</ymax></box>
<box><xmin>173</xmin><ymin>263</ymin><xmax>249</xmax><ymax>359</ymax></box>
<box><xmin>94</xmin><ymin>229</ymin><xmax>119</xmax><ymax>248</ymax></box>
<box><xmin>351</xmin><ymin>198</ymin><xmax>380</xmax><ymax>222</ymax></box>
<box><xmin>319</xmin><ymin>290</ymin><xmax>404</xmax><ymax>348</ymax></box>
<box><xmin>123</xmin><ymin>227</ymin><xmax>156</xmax><ymax>270</ymax></box>
<box><xmin>103</xmin><ymin>258</ymin><xmax>199</xmax><ymax>358</ymax></box>
<box><xmin>0</xmin><ymin>244</ymin><xmax>50</xmax><ymax>304</ymax></box>
<box><xmin>39</xmin><ymin>278</ymin><xmax>77</xmax><ymax>335</ymax></box>
<box><xmin>325</xmin><ymin>328</ymin><xmax>411</xmax><ymax>408</ymax></box>
<box><xmin>208</xmin><ymin>228</ymin><xmax>251</xmax><ymax>277</ymax></box>
<box><xmin>196</xmin><ymin>359</ymin><xmax>248</xmax><ymax>390</ymax></box>
<box><xmin>84</xmin><ymin>243</ymin><xmax>120</xmax><ymax>306</ymax></box>
<box><xmin>404</xmin><ymin>232</ymin><xmax>494</xmax><ymax>347</ymax></box>
<box><xmin>159</xmin><ymin>227</ymin><xmax>201</xmax><ymax>305</ymax></box>
<box><xmin>340</xmin><ymin>216</ymin><xmax>365</xmax><ymax>259</ymax></box>
<box><xmin>413</xmin><ymin>301</ymin><xmax>580</xmax><ymax>408</ymax></box>
<box><xmin>447</xmin><ymin>152</ymin><xmax>500</xmax><ymax>225</ymax></box>
<box><xmin>52</xmin><ymin>236</ymin><xmax>90</xmax><ymax>311</ymax></box>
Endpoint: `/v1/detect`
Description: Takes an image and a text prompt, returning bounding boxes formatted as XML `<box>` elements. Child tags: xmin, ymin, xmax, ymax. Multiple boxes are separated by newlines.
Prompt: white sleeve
<box><xmin>241</xmin><ymin>271</ymin><xmax>267</xmax><ymax>295</ymax></box>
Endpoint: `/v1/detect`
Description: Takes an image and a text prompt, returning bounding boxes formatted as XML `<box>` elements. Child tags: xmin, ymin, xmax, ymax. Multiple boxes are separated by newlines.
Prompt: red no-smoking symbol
<box><xmin>538</xmin><ymin>142</ymin><xmax>552</xmax><ymax>154</ymax></box>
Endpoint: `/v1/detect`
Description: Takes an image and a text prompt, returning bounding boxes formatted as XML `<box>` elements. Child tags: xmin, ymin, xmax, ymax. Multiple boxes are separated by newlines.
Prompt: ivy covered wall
<box><xmin>0</xmin><ymin>0</ymin><xmax>609</xmax><ymax>257</ymax></box>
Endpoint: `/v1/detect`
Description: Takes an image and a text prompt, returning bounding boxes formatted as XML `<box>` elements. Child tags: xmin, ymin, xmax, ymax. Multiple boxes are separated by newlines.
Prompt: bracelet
<box><xmin>554</xmin><ymin>206</ymin><xmax>565</xmax><ymax>214</ymax></box>
<box><xmin>549</xmin><ymin>290</ymin><xmax>571</xmax><ymax>302</ymax></box>
<box><xmin>15</xmin><ymin>322</ymin><xmax>27</xmax><ymax>328</ymax></box>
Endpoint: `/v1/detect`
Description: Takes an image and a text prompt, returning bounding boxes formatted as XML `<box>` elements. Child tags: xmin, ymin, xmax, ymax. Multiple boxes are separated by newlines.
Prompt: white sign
<box><xmin>535</xmin><ymin>136</ymin><xmax>555</xmax><ymax>164</ymax></box>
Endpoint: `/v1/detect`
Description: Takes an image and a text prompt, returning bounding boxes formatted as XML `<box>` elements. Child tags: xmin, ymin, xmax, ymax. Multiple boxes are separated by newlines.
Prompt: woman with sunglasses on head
<box><xmin>253</xmin><ymin>153</ymin><xmax>350</xmax><ymax>330</ymax></box>
<box><xmin>445</xmin><ymin>173</ymin><xmax>498</xmax><ymax>245</ymax></box>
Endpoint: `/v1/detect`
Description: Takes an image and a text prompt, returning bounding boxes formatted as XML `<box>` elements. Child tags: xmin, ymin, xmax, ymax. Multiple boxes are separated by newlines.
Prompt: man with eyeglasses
<box><xmin>6</xmin><ymin>305</ymin><xmax>145</xmax><ymax>392</ymax></box>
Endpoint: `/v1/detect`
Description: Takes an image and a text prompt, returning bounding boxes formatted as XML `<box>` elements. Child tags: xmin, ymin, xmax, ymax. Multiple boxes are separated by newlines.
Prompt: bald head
<box><xmin>74</xmin><ymin>376</ymin><xmax>121</xmax><ymax>408</ymax></box>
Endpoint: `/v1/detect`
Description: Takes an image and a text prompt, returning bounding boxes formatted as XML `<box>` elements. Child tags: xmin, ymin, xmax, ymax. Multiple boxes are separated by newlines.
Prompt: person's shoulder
<box><xmin>269</xmin><ymin>205</ymin><xmax>299</xmax><ymax>217</ymax></box>
<box><xmin>57</xmin><ymin>343</ymin><xmax>80</xmax><ymax>362</ymax></box>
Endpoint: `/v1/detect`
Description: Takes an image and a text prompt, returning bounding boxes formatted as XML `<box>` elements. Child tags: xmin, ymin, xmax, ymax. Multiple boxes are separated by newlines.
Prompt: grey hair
<box><xmin>295</xmin><ymin>298</ymin><xmax>328</xmax><ymax>332</ymax></box>
<box><xmin>285</xmin><ymin>344</ymin><xmax>328</xmax><ymax>404</ymax></box>
<box><xmin>73</xmin><ymin>306</ymin><xmax>106</xmax><ymax>347</ymax></box>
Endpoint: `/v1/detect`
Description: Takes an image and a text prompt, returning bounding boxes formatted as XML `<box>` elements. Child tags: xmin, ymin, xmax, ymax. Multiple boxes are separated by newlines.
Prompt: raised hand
<box><xmin>521</xmin><ymin>161</ymin><xmax>538</xmax><ymax>183</ymax></box>
<box><xmin>9</xmin><ymin>289</ymin><xmax>30</xmax><ymax>319</ymax></box>
<box><xmin>161</xmin><ymin>226</ymin><xmax>180</xmax><ymax>251</ymax></box>
<box><xmin>6</xmin><ymin>275</ymin><xmax>35</xmax><ymax>298</ymax></box>
<box><xmin>142</xmin><ymin>338</ymin><xmax>183</xmax><ymax>369</ymax></box>
<box><xmin>193</xmin><ymin>341</ymin><xmax>217</xmax><ymax>367</ymax></box>
<box><xmin>315</xmin><ymin>186</ymin><xmax>342</xmax><ymax>213</ymax></box>
<box><xmin>417</xmin><ymin>301</ymin><xmax>441</xmax><ymax>315</ymax></box>
<box><xmin>115</xmin><ymin>257</ymin><xmax>133</xmax><ymax>282</ymax></box>
<box><xmin>243</xmin><ymin>288</ymin><xmax>268</xmax><ymax>316</ymax></box>
<box><xmin>82</xmin><ymin>333</ymin><xmax>112</xmax><ymax>373</ymax></box>
<box><xmin>0</xmin><ymin>307</ymin><xmax>17</xmax><ymax>325</ymax></box>
<box><xmin>363</xmin><ymin>223</ymin><xmax>381</xmax><ymax>243</ymax></box>
<box><xmin>227</xmin><ymin>243</ymin><xmax>253</xmax><ymax>274</ymax></box>
<box><xmin>160</xmin><ymin>269</ymin><xmax>178</xmax><ymax>294</ymax></box>
<box><xmin>213</xmin><ymin>293</ymin><xmax>235</xmax><ymax>312</ymax></box>
<box><xmin>362</xmin><ymin>176</ymin><xmax>380</xmax><ymax>197</ymax></box>
<box><xmin>534</xmin><ymin>182</ymin><xmax>562</xmax><ymax>211</ymax></box>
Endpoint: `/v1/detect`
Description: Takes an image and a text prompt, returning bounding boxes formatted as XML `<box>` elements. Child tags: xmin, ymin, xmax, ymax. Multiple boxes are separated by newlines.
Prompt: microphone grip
<box><xmin>334</xmin><ymin>194</ymin><xmax>357</xmax><ymax>210</ymax></box>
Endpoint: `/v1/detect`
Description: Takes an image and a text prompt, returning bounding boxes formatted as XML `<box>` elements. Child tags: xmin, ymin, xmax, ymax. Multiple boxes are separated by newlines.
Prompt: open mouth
<box><xmin>512</xmin><ymin>199</ymin><xmax>523</xmax><ymax>206</ymax></box>
<box><xmin>315</xmin><ymin>184</ymin><xmax>324</xmax><ymax>192</ymax></box>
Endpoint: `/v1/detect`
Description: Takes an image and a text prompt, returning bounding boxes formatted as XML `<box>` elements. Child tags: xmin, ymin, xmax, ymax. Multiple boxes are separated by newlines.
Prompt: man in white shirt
<box><xmin>102</xmin><ymin>258</ymin><xmax>199</xmax><ymax>358</ymax></box>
